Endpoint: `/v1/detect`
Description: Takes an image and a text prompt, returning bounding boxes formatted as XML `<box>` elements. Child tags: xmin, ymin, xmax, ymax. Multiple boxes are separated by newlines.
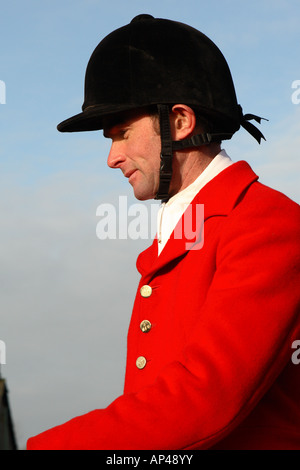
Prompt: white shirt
<box><xmin>157</xmin><ymin>149</ymin><xmax>233</xmax><ymax>255</ymax></box>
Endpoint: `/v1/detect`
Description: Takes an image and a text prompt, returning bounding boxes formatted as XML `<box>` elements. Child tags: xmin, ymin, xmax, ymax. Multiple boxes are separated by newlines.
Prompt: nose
<box><xmin>107</xmin><ymin>142</ymin><xmax>126</xmax><ymax>169</ymax></box>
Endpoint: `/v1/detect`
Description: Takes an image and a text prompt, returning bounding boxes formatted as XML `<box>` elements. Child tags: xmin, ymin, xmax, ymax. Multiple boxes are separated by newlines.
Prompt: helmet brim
<box><xmin>57</xmin><ymin>103</ymin><xmax>146</xmax><ymax>132</ymax></box>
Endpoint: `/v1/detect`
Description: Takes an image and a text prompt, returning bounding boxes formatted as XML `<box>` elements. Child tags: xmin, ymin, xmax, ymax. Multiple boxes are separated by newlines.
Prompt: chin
<box><xmin>134</xmin><ymin>193</ymin><xmax>153</xmax><ymax>201</ymax></box>
<box><xmin>133</xmin><ymin>187</ymin><xmax>155</xmax><ymax>201</ymax></box>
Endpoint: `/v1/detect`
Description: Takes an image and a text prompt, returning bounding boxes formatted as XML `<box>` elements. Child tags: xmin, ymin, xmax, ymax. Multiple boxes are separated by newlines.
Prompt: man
<box><xmin>27</xmin><ymin>15</ymin><xmax>300</xmax><ymax>450</ymax></box>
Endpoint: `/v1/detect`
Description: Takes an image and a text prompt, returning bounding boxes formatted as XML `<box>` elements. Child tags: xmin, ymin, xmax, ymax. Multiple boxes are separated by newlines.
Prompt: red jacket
<box><xmin>27</xmin><ymin>161</ymin><xmax>300</xmax><ymax>450</ymax></box>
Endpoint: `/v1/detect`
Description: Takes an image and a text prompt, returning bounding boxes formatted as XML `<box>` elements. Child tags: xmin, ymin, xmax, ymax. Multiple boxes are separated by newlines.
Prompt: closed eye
<box><xmin>103</xmin><ymin>127</ymin><xmax>129</xmax><ymax>141</ymax></box>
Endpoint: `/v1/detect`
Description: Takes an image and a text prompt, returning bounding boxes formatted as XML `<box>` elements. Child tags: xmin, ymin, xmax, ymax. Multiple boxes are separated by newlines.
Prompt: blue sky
<box><xmin>1</xmin><ymin>0</ymin><xmax>299</xmax><ymax>449</ymax></box>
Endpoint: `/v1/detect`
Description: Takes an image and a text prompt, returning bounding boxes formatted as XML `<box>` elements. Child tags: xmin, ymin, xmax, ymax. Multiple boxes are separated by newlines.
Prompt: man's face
<box><xmin>104</xmin><ymin>111</ymin><xmax>161</xmax><ymax>200</ymax></box>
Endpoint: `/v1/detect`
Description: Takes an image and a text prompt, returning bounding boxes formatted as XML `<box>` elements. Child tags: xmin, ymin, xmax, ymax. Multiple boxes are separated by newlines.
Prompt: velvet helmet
<box><xmin>57</xmin><ymin>14</ymin><xmax>266</xmax><ymax>199</ymax></box>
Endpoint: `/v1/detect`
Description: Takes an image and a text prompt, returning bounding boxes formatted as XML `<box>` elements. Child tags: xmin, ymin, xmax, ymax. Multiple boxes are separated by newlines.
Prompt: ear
<box><xmin>170</xmin><ymin>104</ymin><xmax>197</xmax><ymax>140</ymax></box>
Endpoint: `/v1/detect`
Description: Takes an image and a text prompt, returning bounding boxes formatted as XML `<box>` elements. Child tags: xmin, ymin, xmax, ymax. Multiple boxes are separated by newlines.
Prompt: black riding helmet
<box><xmin>57</xmin><ymin>14</ymin><xmax>266</xmax><ymax>199</ymax></box>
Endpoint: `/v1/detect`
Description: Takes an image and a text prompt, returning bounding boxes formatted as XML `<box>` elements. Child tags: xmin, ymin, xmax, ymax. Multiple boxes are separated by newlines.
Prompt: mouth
<box><xmin>124</xmin><ymin>169</ymin><xmax>137</xmax><ymax>179</ymax></box>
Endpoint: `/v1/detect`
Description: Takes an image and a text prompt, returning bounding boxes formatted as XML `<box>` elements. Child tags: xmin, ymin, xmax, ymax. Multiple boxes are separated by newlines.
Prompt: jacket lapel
<box><xmin>137</xmin><ymin>161</ymin><xmax>258</xmax><ymax>281</ymax></box>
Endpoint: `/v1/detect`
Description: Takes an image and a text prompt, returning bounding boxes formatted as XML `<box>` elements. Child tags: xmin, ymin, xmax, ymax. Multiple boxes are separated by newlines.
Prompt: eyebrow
<box><xmin>103</xmin><ymin>118</ymin><xmax>129</xmax><ymax>139</ymax></box>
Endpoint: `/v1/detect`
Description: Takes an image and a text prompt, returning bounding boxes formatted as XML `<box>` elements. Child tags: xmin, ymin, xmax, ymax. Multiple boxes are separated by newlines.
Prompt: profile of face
<box><xmin>104</xmin><ymin>111</ymin><xmax>162</xmax><ymax>201</ymax></box>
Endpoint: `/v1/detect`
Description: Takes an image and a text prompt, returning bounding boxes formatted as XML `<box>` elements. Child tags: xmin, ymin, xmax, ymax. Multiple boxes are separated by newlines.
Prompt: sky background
<box><xmin>0</xmin><ymin>0</ymin><xmax>299</xmax><ymax>449</ymax></box>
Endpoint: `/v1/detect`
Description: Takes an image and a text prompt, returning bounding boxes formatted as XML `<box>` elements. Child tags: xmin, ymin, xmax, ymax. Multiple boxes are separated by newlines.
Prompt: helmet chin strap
<box><xmin>155</xmin><ymin>105</ymin><xmax>173</xmax><ymax>200</ymax></box>
<box><xmin>154</xmin><ymin>104</ymin><xmax>233</xmax><ymax>200</ymax></box>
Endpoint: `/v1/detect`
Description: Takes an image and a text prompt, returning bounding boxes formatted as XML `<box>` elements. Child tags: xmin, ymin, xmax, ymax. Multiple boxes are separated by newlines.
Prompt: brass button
<box><xmin>140</xmin><ymin>320</ymin><xmax>152</xmax><ymax>333</ymax></box>
<box><xmin>140</xmin><ymin>285</ymin><xmax>152</xmax><ymax>298</ymax></box>
<box><xmin>136</xmin><ymin>356</ymin><xmax>147</xmax><ymax>369</ymax></box>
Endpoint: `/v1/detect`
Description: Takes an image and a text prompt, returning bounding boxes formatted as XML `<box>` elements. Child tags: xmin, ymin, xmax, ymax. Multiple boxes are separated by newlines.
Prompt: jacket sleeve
<box><xmin>27</xmin><ymin>189</ymin><xmax>300</xmax><ymax>450</ymax></box>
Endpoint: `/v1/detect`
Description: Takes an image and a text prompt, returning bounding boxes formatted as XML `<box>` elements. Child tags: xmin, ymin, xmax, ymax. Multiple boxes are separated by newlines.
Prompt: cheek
<box><xmin>128</xmin><ymin>125</ymin><xmax>161</xmax><ymax>173</ymax></box>
<box><xmin>137</xmin><ymin>139</ymin><xmax>161</xmax><ymax>171</ymax></box>
<box><xmin>148</xmin><ymin>135</ymin><xmax>162</xmax><ymax>168</ymax></box>
<box><xmin>146</xmin><ymin>148</ymin><xmax>161</xmax><ymax>178</ymax></box>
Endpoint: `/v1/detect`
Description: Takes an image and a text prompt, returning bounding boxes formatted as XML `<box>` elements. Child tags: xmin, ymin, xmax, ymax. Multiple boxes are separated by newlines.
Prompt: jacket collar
<box><xmin>137</xmin><ymin>161</ymin><xmax>258</xmax><ymax>280</ymax></box>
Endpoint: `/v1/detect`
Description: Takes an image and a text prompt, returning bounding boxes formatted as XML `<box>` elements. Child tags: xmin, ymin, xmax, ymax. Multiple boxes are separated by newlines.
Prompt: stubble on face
<box><xmin>104</xmin><ymin>110</ymin><xmax>162</xmax><ymax>201</ymax></box>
